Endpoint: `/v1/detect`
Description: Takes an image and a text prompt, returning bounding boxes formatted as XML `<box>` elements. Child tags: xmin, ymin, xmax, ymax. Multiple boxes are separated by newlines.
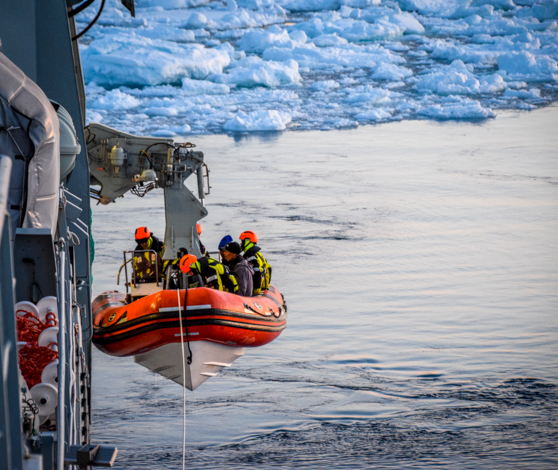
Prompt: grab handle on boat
<box><xmin>116</xmin><ymin>258</ymin><xmax>133</xmax><ymax>285</ymax></box>
<box><xmin>244</xmin><ymin>303</ymin><xmax>272</xmax><ymax>317</ymax></box>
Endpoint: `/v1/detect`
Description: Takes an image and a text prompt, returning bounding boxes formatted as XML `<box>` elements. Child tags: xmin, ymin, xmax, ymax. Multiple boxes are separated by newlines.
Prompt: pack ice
<box><xmin>79</xmin><ymin>0</ymin><xmax>558</xmax><ymax>134</ymax></box>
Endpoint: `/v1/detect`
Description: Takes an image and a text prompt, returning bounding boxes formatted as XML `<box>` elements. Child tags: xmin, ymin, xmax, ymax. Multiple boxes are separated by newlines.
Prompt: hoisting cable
<box><xmin>72</xmin><ymin>0</ymin><xmax>106</xmax><ymax>41</ymax></box>
<box><xmin>178</xmin><ymin>288</ymin><xmax>192</xmax><ymax>364</ymax></box>
<box><xmin>176</xmin><ymin>287</ymin><xmax>190</xmax><ymax>470</ymax></box>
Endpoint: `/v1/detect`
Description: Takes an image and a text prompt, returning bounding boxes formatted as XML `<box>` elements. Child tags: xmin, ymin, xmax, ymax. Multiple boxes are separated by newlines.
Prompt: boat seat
<box><xmin>130</xmin><ymin>280</ymin><xmax>164</xmax><ymax>299</ymax></box>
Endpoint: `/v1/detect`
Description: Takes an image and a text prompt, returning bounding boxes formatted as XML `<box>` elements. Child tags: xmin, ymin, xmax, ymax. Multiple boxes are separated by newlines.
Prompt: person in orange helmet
<box><xmin>239</xmin><ymin>230</ymin><xmax>271</xmax><ymax>295</ymax></box>
<box><xmin>134</xmin><ymin>226</ymin><xmax>164</xmax><ymax>253</ymax></box>
<box><xmin>133</xmin><ymin>227</ymin><xmax>164</xmax><ymax>281</ymax></box>
<box><xmin>179</xmin><ymin>254</ymin><xmax>197</xmax><ymax>274</ymax></box>
<box><xmin>176</xmin><ymin>253</ymin><xmax>204</xmax><ymax>289</ymax></box>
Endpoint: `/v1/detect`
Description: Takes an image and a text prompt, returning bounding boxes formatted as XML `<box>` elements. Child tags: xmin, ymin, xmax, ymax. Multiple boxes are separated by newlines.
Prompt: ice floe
<box><xmin>417</xmin><ymin>97</ymin><xmax>495</xmax><ymax>119</ymax></box>
<box><xmin>497</xmin><ymin>50</ymin><xmax>558</xmax><ymax>80</ymax></box>
<box><xmin>78</xmin><ymin>0</ymin><xmax>558</xmax><ymax>134</ymax></box>
<box><xmin>224</xmin><ymin>109</ymin><xmax>292</xmax><ymax>131</ymax></box>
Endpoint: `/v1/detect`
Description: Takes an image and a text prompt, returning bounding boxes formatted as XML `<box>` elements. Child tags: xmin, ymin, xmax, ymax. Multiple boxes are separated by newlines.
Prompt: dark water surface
<box><xmin>91</xmin><ymin>107</ymin><xmax>558</xmax><ymax>469</ymax></box>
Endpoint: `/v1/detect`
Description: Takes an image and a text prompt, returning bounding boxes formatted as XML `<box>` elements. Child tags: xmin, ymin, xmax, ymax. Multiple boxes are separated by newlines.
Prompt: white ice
<box><xmin>223</xmin><ymin>109</ymin><xmax>292</xmax><ymax>131</ymax></box>
<box><xmin>78</xmin><ymin>0</ymin><xmax>558</xmax><ymax>134</ymax></box>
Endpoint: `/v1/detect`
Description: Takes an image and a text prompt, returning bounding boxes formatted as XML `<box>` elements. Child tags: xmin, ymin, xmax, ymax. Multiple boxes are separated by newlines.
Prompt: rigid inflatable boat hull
<box><xmin>92</xmin><ymin>286</ymin><xmax>287</xmax><ymax>390</ymax></box>
<box><xmin>134</xmin><ymin>341</ymin><xmax>244</xmax><ymax>391</ymax></box>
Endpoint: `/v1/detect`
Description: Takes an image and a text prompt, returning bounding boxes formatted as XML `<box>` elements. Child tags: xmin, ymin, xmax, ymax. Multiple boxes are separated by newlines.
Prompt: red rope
<box><xmin>16</xmin><ymin>309</ymin><xmax>59</xmax><ymax>389</ymax></box>
<box><xmin>18</xmin><ymin>345</ymin><xmax>59</xmax><ymax>389</ymax></box>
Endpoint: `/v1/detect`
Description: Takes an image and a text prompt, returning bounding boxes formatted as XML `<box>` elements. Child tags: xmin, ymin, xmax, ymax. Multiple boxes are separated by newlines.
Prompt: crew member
<box><xmin>189</xmin><ymin>256</ymin><xmax>238</xmax><ymax>293</ymax></box>
<box><xmin>239</xmin><ymin>230</ymin><xmax>271</xmax><ymax>295</ymax></box>
<box><xmin>133</xmin><ymin>227</ymin><xmax>164</xmax><ymax>281</ymax></box>
<box><xmin>178</xmin><ymin>254</ymin><xmax>204</xmax><ymax>289</ymax></box>
<box><xmin>218</xmin><ymin>234</ymin><xmax>233</xmax><ymax>267</ymax></box>
<box><xmin>197</xmin><ymin>223</ymin><xmax>210</xmax><ymax>257</ymax></box>
<box><xmin>222</xmin><ymin>241</ymin><xmax>254</xmax><ymax>297</ymax></box>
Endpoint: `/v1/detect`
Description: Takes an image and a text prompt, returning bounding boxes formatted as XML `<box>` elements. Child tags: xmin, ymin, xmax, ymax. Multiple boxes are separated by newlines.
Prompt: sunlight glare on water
<box><xmin>91</xmin><ymin>107</ymin><xmax>558</xmax><ymax>469</ymax></box>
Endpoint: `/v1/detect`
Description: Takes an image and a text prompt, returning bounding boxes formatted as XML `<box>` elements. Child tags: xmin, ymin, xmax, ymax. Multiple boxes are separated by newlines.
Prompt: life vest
<box><xmin>133</xmin><ymin>236</ymin><xmax>164</xmax><ymax>281</ymax></box>
<box><xmin>242</xmin><ymin>243</ymin><xmax>271</xmax><ymax>294</ymax></box>
<box><xmin>191</xmin><ymin>257</ymin><xmax>238</xmax><ymax>293</ymax></box>
<box><xmin>133</xmin><ymin>250</ymin><xmax>162</xmax><ymax>281</ymax></box>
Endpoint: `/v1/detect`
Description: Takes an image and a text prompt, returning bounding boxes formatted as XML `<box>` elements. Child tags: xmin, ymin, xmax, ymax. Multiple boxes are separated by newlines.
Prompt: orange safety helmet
<box><xmin>135</xmin><ymin>226</ymin><xmax>151</xmax><ymax>241</ymax></box>
<box><xmin>196</xmin><ymin>223</ymin><xmax>202</xmax><ymax>235</ymax></box>
<box><xmin>239</xmin><ymin>230</ymin><xmax>258</xmax><ymax>244</ymax></box>
<box><xmin>179</xmin><ymin>254</ymin><xmax>197</xmax><ymax>274</ymax></box>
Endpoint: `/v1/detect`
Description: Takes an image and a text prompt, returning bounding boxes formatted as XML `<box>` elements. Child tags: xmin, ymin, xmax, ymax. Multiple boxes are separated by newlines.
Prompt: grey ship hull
<box><xmin>0</xmin><ymin>1</ymin><xmax>116</xmax><ymax>468</ymax></box>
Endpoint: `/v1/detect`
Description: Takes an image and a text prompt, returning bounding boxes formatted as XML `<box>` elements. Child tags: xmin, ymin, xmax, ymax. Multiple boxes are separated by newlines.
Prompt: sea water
<box><xmin>91</xmin><ymin>106</ymin><xmax>558</xmax><ymax>469</ymax></box>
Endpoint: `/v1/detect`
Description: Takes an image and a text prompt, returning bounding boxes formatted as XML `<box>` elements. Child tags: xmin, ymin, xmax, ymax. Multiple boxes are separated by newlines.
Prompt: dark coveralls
<box><xmin>228</xmin><ymin>255</ymin><xmax>254</xmax><ymax>297</ymax></box>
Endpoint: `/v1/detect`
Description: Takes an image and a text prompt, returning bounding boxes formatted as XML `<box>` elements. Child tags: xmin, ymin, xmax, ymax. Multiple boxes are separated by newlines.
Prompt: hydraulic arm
<box><xmin>86</xmin><ymin>123</ymin><xmax>209</xmax><ymax>259</ymax></box>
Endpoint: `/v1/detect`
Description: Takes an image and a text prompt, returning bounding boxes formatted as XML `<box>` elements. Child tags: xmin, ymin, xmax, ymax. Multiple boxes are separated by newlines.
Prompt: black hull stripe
<box><xmin>93</xmin><ymin>317</ymin><xmax>286</xmax><ymax>345</ymax></box>
<box><xmin>95</xmin><ymin>307</ymin><xmax>286</xmax><ymax>335</ymax></box>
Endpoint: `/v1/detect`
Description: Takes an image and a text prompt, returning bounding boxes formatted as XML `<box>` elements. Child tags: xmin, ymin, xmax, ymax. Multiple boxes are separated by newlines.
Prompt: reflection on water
<box><xmin>227</xmin><ymin>131</ymin><xmax>285</xmax><ymax>144</ymax></box>
<box><xmin>91</xmin><ymin>108</ymin><xmax>558</xmax><ymax>469</ymax></box>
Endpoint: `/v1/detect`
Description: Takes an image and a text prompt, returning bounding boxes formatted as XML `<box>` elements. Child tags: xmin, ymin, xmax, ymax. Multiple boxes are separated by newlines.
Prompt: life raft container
<box><xmin>92</xmin><ymin>286</ymin><xmax>287</xmax><ymax>390</ymax></box>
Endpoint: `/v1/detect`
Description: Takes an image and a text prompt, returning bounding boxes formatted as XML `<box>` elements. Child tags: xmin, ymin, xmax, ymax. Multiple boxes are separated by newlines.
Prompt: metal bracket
<box><xmin>65</xmin><ymin>444</ymin><xmax>118</xmax><ymax>468</ymax></box>
<box><xmin>78</xmin><ymin>444</ymin><xmax>99</xmax><ymax>468</ymax></box>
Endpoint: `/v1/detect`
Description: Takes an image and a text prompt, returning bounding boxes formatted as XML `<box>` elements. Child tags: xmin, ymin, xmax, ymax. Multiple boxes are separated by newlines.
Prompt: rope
<box><xmin>67</xmin><ymin>229</ymin><xmax>80</xmax><ymax>246</ymax></box>
<box><xmin>176</xmin><ymin>289</ymin><xmax>187</xmax><ymax>470</ymax></box>
<box><xmin>18</xmin><ymin>344</ymin><xmax>58</xmax><ymax>389</ymax></box>
<box><xmin>16</xmin><ymin>309</ymin><xmax>59</xmax><ymax>389</ymax></box>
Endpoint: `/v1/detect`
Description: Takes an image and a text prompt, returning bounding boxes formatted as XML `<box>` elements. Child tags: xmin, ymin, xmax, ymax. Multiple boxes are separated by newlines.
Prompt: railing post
<box><xmin>57</xmin><ymin>238</ymin><xmax>66</xmax><ymax>470</ymax></box>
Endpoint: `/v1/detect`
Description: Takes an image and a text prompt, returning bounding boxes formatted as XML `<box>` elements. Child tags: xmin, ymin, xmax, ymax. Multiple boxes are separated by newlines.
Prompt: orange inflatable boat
<box><xmin>92</xmin><ymin>286</ymin><xmax>287</xmax><ymax>390</ymax></box>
